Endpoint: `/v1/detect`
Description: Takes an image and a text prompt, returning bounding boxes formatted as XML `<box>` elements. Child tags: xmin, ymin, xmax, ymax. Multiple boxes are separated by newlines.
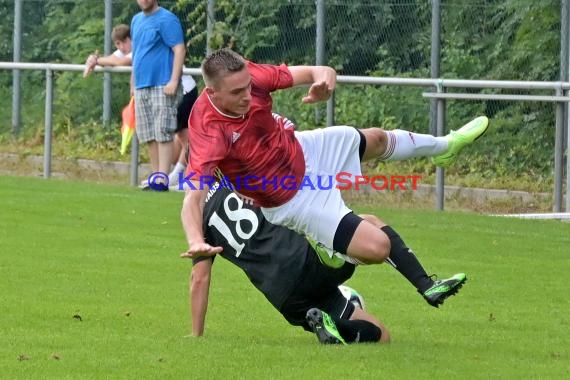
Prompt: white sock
<box><xmin>168</xmin><ymin>162</ymin><xmax>186</xmax><ymax>186</ymax></box>
<box><xmin>380</xmin><ymin>130</ymin><xmax>448</xmax><ymax>161</ymax></box>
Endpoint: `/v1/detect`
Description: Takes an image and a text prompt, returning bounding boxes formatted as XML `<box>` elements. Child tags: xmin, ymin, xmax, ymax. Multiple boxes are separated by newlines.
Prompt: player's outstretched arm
<box><xmin>189</xmin><ymin>258</ymin><xmax>213</xmax><ymax>336</ymax></box>
<box><xmin>180</xmin><ymin>183</ymin><xmax>223</xmax><ymax>258</ymax></box>
<box><xmin>288</xmin><ymin>65</ymin><xmax>337</xmax><ymax>104</ymax></box>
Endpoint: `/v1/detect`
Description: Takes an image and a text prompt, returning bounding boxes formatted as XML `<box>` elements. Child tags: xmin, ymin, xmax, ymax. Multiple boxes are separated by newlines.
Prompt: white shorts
<box><xmin>261</xmin><ymin>126</ymin><xmax>362</xmax><ymax>252</ymax></box>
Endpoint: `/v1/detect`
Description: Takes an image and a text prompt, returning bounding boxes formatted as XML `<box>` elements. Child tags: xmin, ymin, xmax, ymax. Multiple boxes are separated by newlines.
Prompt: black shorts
<box><xmin>175</xmin><ymin>87</ymin><xmax>198</xmax><ymax>133</ymax></box>
<box><xmin>279</xmin><ymin>251</ymin><xmax>356</xmax><ymax>331</ymax></box>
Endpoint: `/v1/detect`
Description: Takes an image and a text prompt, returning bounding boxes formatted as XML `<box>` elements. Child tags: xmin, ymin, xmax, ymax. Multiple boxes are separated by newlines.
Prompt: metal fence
<box><xmin>1</xmin><ymin>0</ymin><xmax>570</xmax><ymax>212</ymax></box>
<box><xmin>2</xmin><ymin>61</ymin><xmax>569</xmax><ymax>213</ymax></box>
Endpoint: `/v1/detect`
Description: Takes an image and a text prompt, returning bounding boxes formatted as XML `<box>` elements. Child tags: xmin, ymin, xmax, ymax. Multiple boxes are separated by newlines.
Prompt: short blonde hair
<box><xmin>201</xmin><ymin>48</ymin><xmax>246</xmax><ymax>88</ymax></box>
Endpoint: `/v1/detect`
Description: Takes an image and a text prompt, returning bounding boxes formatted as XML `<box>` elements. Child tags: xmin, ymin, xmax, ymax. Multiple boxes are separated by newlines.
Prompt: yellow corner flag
<box><xmin>120</xmin><ymin>97</ymin><xmax>136</xmax><ymax>155</ymax></box>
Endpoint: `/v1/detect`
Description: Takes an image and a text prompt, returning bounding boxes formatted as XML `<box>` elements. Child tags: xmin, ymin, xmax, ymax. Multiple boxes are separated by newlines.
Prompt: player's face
<box><xmin>209</xmin><ymin>68</ymin><xmax>252</xmax><ymax>117</ymax></box>
<box><xmin>115</xmin><ymin>38</ymin><xmax>132</xmax><ymax>55</ymax></box>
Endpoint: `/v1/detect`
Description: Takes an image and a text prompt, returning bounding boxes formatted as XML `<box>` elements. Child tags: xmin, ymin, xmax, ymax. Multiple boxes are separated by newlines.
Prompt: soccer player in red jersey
<box><xmin>181</xmin><ymin>48</ymin><xmax>488</xmax><ymax>307</ymax></box>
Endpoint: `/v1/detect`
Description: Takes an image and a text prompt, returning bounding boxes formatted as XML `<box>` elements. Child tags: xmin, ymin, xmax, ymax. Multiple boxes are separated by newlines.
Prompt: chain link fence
<box><xmin>0</xmin><ymin>0</ymin><xmax>568</xmax><ymax>209</ymax></box>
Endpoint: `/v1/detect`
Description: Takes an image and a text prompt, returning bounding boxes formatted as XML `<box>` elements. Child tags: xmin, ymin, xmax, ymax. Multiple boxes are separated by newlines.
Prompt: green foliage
<box><xmin>0</xmin><ymin>0</ymin><xmax>14</xmax><ymax>61</ymax></box>
<box><xmin>0</xmin><ymin>0</ymin><xmax>566</xmax><ymax>188</ymax></box>
<box><xmin>445</xmin><ymin>106</ymin><xmax>555</xmax><ymax>179</ymax></box>
<box><xmin>441</xmin><ymin>0</ymin><xmax>560</xmax><ymax>82</ymax></box>
<box><xmin>0</xmin><ymin>116</ymin><xmax>130</xmax><ymax>162</ymax></box>
<box><xmin>174</xmin><ymin>0</ymin><xmax>208</xmax><ymax>65</ymax></box>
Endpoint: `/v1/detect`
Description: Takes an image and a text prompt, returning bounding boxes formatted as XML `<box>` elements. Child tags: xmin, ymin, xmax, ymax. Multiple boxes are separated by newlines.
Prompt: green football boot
<box><xmin>306</xmin><ymin>308</ymin><xmax>346</xmax><ymax>345</ymax></box>
<box><xmin>422</xmin><ymin>273</ymin><xmax>467</xmax><ymax>308</ymax></box>
<box><xmin>432</xmin><ymin>116</ymin><xmax>489</xmax><ymax>168</ymax></box>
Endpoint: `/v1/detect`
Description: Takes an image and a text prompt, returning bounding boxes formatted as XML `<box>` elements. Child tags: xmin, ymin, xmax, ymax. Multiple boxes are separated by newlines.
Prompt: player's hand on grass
<box><xmin>302</xmin><ymin>80</ymin><xmax>333</xmax><ymax>103</ymax></box>
<box><xmin>180</xmin><ymin>243</ymin><xmax>223</xmax><ymax>259</ymax></box>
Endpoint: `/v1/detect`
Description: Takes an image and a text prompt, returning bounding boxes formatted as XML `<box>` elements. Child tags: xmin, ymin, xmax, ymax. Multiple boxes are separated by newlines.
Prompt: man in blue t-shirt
<box><xmin>131</xmin><ymin>0</ymin><xmax>186</xmax><ymax>190</ymax></box>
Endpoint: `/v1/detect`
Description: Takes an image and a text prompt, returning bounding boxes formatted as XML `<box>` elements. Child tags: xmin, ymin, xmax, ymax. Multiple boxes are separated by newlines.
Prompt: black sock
<box><xmin>332</xmin><ymin>316</ymin><xmax>382</xmax><ymax>343</ymax></box>
<box><xmin>381</xmin><ymin>225</ymin><xmax>433</xmax><ymax>293</ymax></box>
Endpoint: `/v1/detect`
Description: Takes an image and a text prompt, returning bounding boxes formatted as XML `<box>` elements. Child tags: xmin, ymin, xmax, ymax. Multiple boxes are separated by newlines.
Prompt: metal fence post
<box><xmin>554</xmin><ymin>87</ymin><xmax>564</xmax><ymax>212</ymax></box>
<box><xmin>431</xmin><ymin>0</ymin><xmax>445</xmax><ymax>211</ymax></box>
<box><xmin>44</xmin><ymin>68</ymin><xmax>54</xmax><ymax>179</ymax></box>
<box><xmin>12</xmin><ymin>0</ymin><xmax>23</xmax><ymax>135</ymax></box>
<box><xmin>566</xmin><ymin>107</ymin><xmax>570</xmax><ymax>212</ymax></box>
<box><xmin>207</xmin><ymin>0</ymin><xmax>215</xmax><ymax>54</ymax></box>
<box><xmin>130</xmin><ymin>134</ymin><xmax>139</xmax><ymax>187</ymax></box>
<box><xmin>564</xmin><ymin>0</ymin><xmax>570</xmax><ymax>212</ymax></box>
<box><xmin>327</xmin><ymin>92</ymin><xmax>335</xmax><ymax>127</ymax></box>
<box><xmin>435</xmin><ymin>81</ymin><xmax>445</xmax><ymax>211</ymax></box>
<box><xmin>316</xmin><ymin>0</ymin><xmax>326</xmax><ymax>126</ymax></box>
<box><xmin>557</xmin><ymin>0</ymin><xmax>569</xmax><ymax>212</ymax></box>
<box><xmin>103</xmin><ymin>0</ymin><xmax>113</xmax><ymax>125</ymax></box>
<box><xmin>429</xmin><ymin>0</ymin><xmax>441</xmax><ymax>136</ymax></box>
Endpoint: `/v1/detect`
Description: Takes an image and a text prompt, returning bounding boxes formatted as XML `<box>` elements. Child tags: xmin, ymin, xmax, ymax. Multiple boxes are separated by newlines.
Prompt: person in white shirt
<box><xmin>83</xmin><ymin>24</ymin><xmax>132</xmax><ymax>76</ymax></box>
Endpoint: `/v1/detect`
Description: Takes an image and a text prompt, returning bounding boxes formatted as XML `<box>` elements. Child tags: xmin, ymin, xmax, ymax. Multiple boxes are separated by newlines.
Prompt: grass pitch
<box><xmin>1</xmin><ymin>175</ymin><xmax>568</xmax><ymax>379</ymax></box>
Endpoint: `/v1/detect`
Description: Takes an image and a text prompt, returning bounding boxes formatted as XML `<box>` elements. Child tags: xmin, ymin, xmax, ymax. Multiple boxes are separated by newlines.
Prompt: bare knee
<box><xmin>347</xmin><ymin>221</ymin><xmax>390</xmax><ymax>264</ymax></box>
<box><xmin>359</xmin><ymin>214</ymin><xmax>386</xmax><ymax>228</ymax></box>
<box><xmin>361</xmin><ymin>128</ymin><xmax>388</xmax><ymax>161</ymax></box>
<box><xmin>361</xmin><ymin>234</ymin><xmax>390</xmax><ymax>264</ymax></box>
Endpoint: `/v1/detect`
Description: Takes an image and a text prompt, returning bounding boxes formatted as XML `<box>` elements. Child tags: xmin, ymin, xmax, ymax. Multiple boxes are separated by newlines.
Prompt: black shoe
<box><xmin>305</xmin><ymin>308</ymin><xmax>346</xmax><ymax>345</ymax></box>
<box><xmin>142</xmin><ymin>183</ymin><xmax>169</xmax><ymax>192</ymax></box>
<box><xmin>421</xmin><ymin>273</ymin><xmax>467</xmax><ymax>308</ymax></box>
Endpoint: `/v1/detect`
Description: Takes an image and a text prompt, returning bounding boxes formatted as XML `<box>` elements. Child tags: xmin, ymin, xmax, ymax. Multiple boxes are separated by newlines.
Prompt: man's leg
<box><xmin>352</xmin><ymin>214</ymin><xmax>432</xmax><ymax>291</ymax></box>
<box><xmin>169</xmin><ymin>130</ymin><xmax>188</xmax><ymax>187</ymax></box>
<box><xmin>135</xmin><ymin>88</ymin><xmax>161</xmax><ymax>185</ymax></box>
<box><xmin>342</xmin><ymin>219</ymin><xmax>434</xmax><ymax>294</ymax></box>
<box><xmin>171</xmin><ymin>132</ymin><xmax>182</xmax><ymax>167</ymax></box>
<box><xmin>350</xmin><ymin>307</ymin><xmax>389</xmax><ymax>343</ymax></box>
<box><xmin>342</xmin><ymin>218</ymin><xmax>390</xmax><ymax>264</ymax></box>
<box><xmin>145</xmin><ymin>141</ymin><xmax>170</xmax><ymax>191</ymax></box>
<box><xmin>158</xmin><ymin>141</ymin><xmax>174</xmax><ymax>175</ymax></box>
<box><xmin>338</xmin><ymin>215</ymin><xmax>467</xmax><ymax>307</ymax></box>
<box><xmin>148</xmin><ymin>140</ymin><xmax>159</xmax><ymax>172</ymax></box>
<box><xmin>329</xmin><ymin>307</ymin><xmax>389</xmax><ymax>343</ymax></box>
<box><xmin>362</xmin><ymin>127</ymin><xmax>447</xmax><ymax>161</ymax></box>
<box><xmin>362</xmin><ymin>116</ymin><xmax>489</xmax><ymax>166</ymax></box>
<box><xmin>305</xmin><ymin>304</ymin><xmax>387</xmax><ymax>344</ymax></box>
<box><xmin>380</xmin><ymin>224</ymin><xmax>467</xmax><ymax>307</ymax></box>
<box><xmin>152</xmin><ymin>85</ymin><xmax>182</xmax><ymax>182</ymax></box>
